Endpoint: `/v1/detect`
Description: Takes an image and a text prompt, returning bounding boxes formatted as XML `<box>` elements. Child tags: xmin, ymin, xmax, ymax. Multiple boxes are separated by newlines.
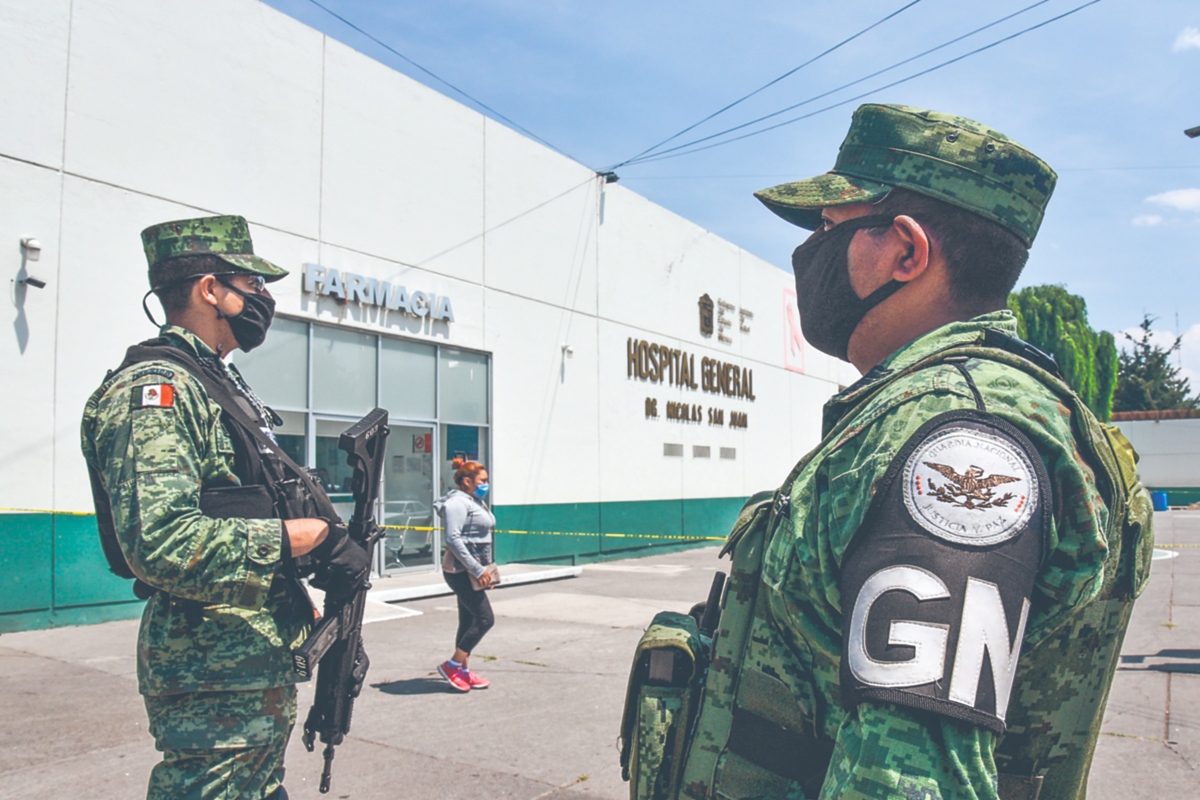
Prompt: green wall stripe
<box><xmin>1</xmin><ymin>497</ymin><xmax>748</xmax><ymax>632</ymax></box>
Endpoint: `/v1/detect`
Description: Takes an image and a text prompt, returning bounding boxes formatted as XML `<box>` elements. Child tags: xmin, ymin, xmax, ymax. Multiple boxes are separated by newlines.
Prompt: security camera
<box><xmin>19</xmin><ymin>276</ymin><xmax>47</xmax><ymax>289</ymax></box>
<box><xmin>20</xmin><ymin>237</ymin><xmax>41</xmax><ymax>261</ymax></box>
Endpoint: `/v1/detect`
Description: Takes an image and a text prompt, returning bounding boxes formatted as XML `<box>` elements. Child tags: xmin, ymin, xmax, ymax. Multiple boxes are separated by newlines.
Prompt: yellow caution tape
<box><xmin>381</xmin><ymin>524</ymin><xmax>725</xmax><ymax>543</ymax></box>
<box><xmin>0</xmin><ymin>506</ymin><xmax>95</xmax><ymax>516</ymax></box>
<box><xmin>0</xmin><ymin>510</ymin><xmax>724</xmax><ymax>543</ymax></box>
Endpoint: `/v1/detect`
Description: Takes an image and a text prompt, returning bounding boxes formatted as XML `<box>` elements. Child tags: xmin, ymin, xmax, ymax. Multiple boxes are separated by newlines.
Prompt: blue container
<box><xmin>1151</xmin><ymin>491</ymin><xmax>1170</xmax><ymax>512</ymax></box>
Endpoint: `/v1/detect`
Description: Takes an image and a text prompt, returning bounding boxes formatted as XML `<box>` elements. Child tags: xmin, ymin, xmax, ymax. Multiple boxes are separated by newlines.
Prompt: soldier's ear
<box><xmin>194</xmin><ymin>274</ymin><xmax>222</xmax><ymax>309</ymax></box>
<box><xmin>889</xmin><ymin>215</ymin><xmax>932</xmax><ymax>283</ymax></box>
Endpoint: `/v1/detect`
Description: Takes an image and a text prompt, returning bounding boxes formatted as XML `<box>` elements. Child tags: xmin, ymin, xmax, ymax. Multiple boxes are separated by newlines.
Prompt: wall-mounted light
<box><xmin>561</xmin><ymin>344</ymin><xmax>574</xmax><ymax>358</ymax></box>
<box><xmin>20</xmin><ymin>237</ymin><xmax>42</xmax><ymax>261</ymax></box>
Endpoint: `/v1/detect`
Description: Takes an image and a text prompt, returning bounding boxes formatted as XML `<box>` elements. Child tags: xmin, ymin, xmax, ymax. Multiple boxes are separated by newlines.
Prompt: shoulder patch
<box><xmin>902</xmin><ymin>423</ymin><xmax>1039</xmax><ymax>546</ymax></box>
<box><xmin>132</xmin><ymin>366</ymin><xmax>175</xmax><ymax>381</ymax></box>
<box><xmin>132</xmin><ymin>384</ymin><xmax>175</xmax><ymax>409</ymax></box>
<box><xmin>839</xmin><ymin>410</ymin><xmax>1050</xmax><ymax>733</ymax></box>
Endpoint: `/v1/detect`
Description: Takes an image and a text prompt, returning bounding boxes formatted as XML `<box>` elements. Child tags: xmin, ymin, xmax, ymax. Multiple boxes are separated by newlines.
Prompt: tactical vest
<box><xmin>621</xmin><ymin>331</ymin><xmax>1154</xmax><ymax>800</ymax></box>
<box><xmin>86</xmin><ymin>337</ymin><xmax>340</xmax><ymax>600</ymax></box>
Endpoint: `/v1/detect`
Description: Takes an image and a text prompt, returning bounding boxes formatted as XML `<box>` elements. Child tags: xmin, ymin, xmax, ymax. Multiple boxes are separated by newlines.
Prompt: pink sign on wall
<box><xmin>783</xmin><ymin>288</ymin><xmax>806</xmax><ymax>374</ymax></box>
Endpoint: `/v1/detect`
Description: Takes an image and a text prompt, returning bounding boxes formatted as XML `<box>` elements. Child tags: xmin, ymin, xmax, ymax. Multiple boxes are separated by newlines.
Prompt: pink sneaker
<box><xmin>465</xmin><ymin>670</ymin><xmax>490</xmax><ymax>690</ymax></box>
<box><xmin>437</xmin><ymin>661</ymin><xmax>471</xmax><ymax>692</ymax></box>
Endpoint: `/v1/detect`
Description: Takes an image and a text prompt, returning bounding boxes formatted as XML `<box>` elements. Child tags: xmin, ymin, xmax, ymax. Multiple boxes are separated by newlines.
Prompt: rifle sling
<box><xmin>121</xmin><ymin>341</ymin><xmax>340</xmax><ymax>522</ymax></box>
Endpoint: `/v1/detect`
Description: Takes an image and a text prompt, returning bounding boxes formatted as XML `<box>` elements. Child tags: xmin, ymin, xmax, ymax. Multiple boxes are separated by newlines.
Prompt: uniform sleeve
<box><xmin>820</xmin><ymin>380</ymin><xmax>1050</xmax><ymax>799</ymax></box>
<box><xmin>443</xmin><ymin>496</ymin><xmax>484</xmax><ymax>577</ymax></box>
<box><xmin>820</xmin><ymin>703</ymin><xmax>999</xmax><ymax>800</ymax></box>
<box><xmin>99</xmin><ymin>372</ymin><xmax>282</xmax><ymax>609</ymax></box>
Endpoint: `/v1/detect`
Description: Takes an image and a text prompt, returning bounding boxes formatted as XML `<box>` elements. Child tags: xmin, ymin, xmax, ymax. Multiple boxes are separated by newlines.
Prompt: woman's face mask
<box><xmin>790</xmin><ymin>214</ymin><xmax>906</xmax><ymax>361</ymax></box>
<box><xmin>473</xmin><ymin>482</ymin><xmax>490</xmax><ymax>499</ymax></box>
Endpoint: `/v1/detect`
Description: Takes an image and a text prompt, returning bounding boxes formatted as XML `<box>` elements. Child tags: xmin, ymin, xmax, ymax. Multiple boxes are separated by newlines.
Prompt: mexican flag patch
<box><xmin>135</xmin><ymin>384</ymin><xmax>175</xmax><ymax>408</ymax></box>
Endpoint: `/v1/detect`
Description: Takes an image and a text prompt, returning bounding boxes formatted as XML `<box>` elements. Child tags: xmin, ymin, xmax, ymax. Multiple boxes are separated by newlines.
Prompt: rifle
<box><xmin>292</xmin><ymin>407</ymin><xmax>390</xmax><ymax>794</ymax></box>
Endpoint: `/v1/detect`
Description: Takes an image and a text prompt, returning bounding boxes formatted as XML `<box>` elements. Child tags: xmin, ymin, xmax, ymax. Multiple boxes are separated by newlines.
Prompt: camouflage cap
<box><xmin>141</xmin><ymin>214</ymin><xmax>288</xmax><ymax>288</ymax></box>
<box><xmin>754</xmin><ymin>104</ymin><xmax>1057</xmax><ymax>247</ymax></box>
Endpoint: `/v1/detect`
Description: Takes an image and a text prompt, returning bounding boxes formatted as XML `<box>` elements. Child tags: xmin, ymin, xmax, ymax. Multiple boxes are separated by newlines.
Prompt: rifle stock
<box><xmin>295</xmin><ymin>407</ymin><xmax>390</xmax><ymax>794</ymax></box>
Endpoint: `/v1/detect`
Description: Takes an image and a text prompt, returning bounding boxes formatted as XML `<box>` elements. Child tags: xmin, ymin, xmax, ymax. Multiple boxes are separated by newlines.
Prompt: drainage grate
<box><xmin>693</xmin><ymin>445</ymin><xmax>711</xmax><ymax>458</ymax></box>
<box><xmin>663</xmin><ymin>443</ymin><xmax>684</xmax><ymax>457</ymax></box>
<box><xmin>719</xmin><ymin>447</ymin><xmax>737</xmax><ymax>460</ymax></box>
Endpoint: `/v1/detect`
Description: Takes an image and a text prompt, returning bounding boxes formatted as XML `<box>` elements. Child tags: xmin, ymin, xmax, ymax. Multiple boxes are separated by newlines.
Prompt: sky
<box><xmin>262</xmin><ymin>0</ymin><xmax>1200</xmax><ymax>388</ymax></box>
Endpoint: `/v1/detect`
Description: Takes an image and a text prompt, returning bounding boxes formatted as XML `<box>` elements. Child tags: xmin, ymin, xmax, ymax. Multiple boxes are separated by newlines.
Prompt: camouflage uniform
<box><xmin>674</xmin><ymin>107</ymin><xmax>1152</xmax><ymax>800</ymax></box>
<box><xmin>80</xmin><ymin>217</ymin><xmax>305</xmax><ymax>800</ymax></box>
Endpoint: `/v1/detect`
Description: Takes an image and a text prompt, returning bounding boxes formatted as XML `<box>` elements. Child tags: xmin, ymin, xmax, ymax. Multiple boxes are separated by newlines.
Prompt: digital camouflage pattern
<box><xmin>141</xmin><ymin>214</ymin><xmax>289</xmax><ymax>286</ymax></box>
<box><xmin>681</xmin><ymin>311</ymin><xmax>1152</xmax><ymax>800</ymax></box>
<box><xmin>80</xmin><ymin>325</ymin><xmax>311</xmax><ymax>696</ymax></box>
<box><xmin>755</xmin><ymin>104</ymin><xmax>1057</xmax><ymax>246</ymax></box>
<box><xmin>144</xmin><ymin>685</ymin><xmax>296</xmax><ymax>800</ymax></box>
<box><xmin>621</xmin><ymin>611</ymin><xmax>705</xmax><ymax>800</ymax></box>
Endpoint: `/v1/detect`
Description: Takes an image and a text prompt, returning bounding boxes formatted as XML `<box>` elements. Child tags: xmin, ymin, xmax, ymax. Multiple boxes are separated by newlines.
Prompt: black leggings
<box><xmin>444</xmin><ymin>571</ymin><xmax>495</xmax><ymax>654</ymax></box>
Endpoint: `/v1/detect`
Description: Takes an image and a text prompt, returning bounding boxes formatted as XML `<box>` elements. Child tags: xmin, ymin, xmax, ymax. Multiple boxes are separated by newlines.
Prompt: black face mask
<box><xmin>791</xmin><ymin>214</ymin><xmax>906</xmax><ymax>361</ymax></box>
<box><xmin>217</xmin><ymin>276</ymin><xmax>275</xmax><ymax>352</ymax></box>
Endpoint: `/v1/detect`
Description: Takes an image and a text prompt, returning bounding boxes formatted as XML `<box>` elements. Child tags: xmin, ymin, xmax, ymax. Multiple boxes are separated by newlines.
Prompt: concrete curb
<box><xmin>368</xmin><ymin>566</ymin><xmax>582</xmax><ymax>604</ymax></box>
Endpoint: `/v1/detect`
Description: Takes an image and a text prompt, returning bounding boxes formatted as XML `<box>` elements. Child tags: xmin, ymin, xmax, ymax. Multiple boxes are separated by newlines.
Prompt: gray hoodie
<box><xmin>433</xmin><ymin>488</ymin><xmax>495</xmax><ymax>577</ymax></box>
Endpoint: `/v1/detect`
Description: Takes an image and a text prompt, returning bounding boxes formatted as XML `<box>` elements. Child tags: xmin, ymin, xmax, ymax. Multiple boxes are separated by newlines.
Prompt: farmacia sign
<box><xmin>302</xmin><ymin>263</ymin><xmax>455</xmax><ymax>321</ymax></box>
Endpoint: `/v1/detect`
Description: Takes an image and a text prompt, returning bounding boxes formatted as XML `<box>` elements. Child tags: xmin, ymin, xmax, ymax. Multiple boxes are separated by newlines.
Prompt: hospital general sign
<box><xmin>302</xmin><ymin>263</ymin><xmax>455</xmax><ymax>322</ymax></box>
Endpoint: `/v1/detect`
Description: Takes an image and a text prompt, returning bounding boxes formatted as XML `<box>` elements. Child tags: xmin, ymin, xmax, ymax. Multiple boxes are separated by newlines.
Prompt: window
<box><xmin>232</xmin><ymin>319</ymin><xmax>491</xmax><ymax>575</ymax></box>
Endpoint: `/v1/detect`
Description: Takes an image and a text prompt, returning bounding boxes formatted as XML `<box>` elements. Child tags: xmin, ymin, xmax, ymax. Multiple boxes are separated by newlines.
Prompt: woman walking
<box><xmin>434</xmin><ymin>458</ymin><xmax>496</xmax><ymax>692</ymax></box>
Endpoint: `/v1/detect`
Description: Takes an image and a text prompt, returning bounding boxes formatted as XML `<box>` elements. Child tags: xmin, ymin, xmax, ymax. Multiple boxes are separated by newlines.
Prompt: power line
<box><xmin>609</xmin><ymin>0</ymin><xmax>927</xmax><ymax>170</ymax></box>
<box><xmin>619</xmin><ymin>0</ymin><xmax>1054</xmax><ymax>167</ymax></box>
<box><xmin>302</xmin><ymin>0</ymin><xmax>575</xmax><ymax>161</ymax></box>
<box><xmin>626</xmin><ymin>0</ymin><xmax>1102</xmax><ymax>167</ymax></box>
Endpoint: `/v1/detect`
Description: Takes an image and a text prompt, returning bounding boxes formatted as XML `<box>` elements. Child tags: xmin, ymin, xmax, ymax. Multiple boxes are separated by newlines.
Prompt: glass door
<box><xmin>313</xmin><ymin>417</ymin><xmax>359</xmax><ymax>525</ymax></box>
<box><xmin>381</xmin><ymin>423</ymin><xmax>437</xmax><ymax>574</ymax></box>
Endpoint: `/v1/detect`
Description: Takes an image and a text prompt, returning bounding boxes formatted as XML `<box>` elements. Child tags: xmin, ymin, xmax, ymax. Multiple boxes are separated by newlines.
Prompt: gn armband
<box><xmin>839</xmin><ymin>410</ymin><xmax>1049</xmax><ymax>732</ymax></box>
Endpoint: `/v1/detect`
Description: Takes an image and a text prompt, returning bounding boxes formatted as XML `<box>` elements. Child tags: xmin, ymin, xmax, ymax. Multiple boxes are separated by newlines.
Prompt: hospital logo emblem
<box><xmin>903</xmin><ymin>426</ymin><xmax>1037</xmax><ymax>546</ymax></box>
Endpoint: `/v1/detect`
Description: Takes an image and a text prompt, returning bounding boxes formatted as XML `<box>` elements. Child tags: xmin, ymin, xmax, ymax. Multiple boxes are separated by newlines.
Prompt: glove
<box><xmin>308</xmin><ymin>524</ymin><xmax>372</xmax><ymax>598</ymax></box>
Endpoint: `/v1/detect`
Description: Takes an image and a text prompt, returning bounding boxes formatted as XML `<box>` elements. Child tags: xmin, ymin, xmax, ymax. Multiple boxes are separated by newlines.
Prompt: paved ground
<box><xmin>0</xmin><ymin>510</ymin><xmax>1196</xmax><ymax>798</ymax></box>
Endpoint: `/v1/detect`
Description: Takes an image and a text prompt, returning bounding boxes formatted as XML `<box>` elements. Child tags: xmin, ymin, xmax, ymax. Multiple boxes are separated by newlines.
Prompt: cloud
<box><xmin>1146</xmin><ymin>188</ymin><xmax>1200</xmax><ymax>213</ymax></box>
<box><xmin>1132</xmin><ymin>214</ymin><xmax>1163</xmax><ymax>226</ymax></box>
<box><xmin>1174</xmin><ymin>26</ymin><xmax>1200</xmax><ymax>51</ymax></box>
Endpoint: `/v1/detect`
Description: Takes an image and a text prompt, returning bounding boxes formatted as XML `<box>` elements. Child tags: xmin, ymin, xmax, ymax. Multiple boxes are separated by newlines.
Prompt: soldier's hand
<box><xmin>285</xmin><ymin>518</ymin><xmax>330</xmax><ymax>557</ymax></box>
<box><xmin>309</xmin><ymin>525</ymin><xmax>372</xmax><ymax>597</ymax></box>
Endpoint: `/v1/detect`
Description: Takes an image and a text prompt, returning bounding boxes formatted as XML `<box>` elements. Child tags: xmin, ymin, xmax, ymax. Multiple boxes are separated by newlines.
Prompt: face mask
<box><xmin>790</xmin><ymin>214</ymin><xmax>906</xmax><ymax>361</ymax></box>
<box><xmin>217</xmin><ymin>276</ymin><xmax>275</xmax><ymax>352</ymax></box>
<box><xmin>473</xmin><ymin>483</ymin><xmax>490</xmax><ymax>499</ymax></box>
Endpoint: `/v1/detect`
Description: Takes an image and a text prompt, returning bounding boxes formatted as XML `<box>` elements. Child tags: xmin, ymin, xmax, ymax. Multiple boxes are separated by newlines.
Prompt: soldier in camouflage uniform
<box><xmin>669</xmin><ymin>105</ymin><xmax>1153</xmax><ymax>800</ymax></box>
<box><xmin>81</xmin><ymin>216</ymin><xmax>367</xmax><ymax>800</ymax></box>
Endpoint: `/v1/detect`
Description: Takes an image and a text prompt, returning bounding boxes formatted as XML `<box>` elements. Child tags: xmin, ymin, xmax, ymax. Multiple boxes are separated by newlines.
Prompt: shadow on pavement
<box><xmin>371</xmin><ymin>676</ymin><xmax>455</xmax><ymax>695</ymax></box>
<box><xmin>1118</xmin><ymin>648</ymin><xmax>1200</xmax><ymax>673</ymax></box>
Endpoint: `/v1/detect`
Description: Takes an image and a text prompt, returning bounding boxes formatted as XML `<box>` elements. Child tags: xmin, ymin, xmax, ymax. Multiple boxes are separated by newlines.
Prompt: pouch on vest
<box><xmin>200</xmin><ymin>485</ymin><xmax>277</xmax><ymax>519</ymax></box>
<box><xmin>620</xmin><ymin>611</ymin><xmax>706</xmax><ymax>800</ymax></box>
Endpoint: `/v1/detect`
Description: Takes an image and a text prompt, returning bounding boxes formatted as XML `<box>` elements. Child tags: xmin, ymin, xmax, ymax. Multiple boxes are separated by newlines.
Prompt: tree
<box><xmin>1008</xmin><ymin>285</ymin><xmax>1118</xmax><ymax>421</ymax></box>
<box><xmin>1112</xmin><ymin>315</ymin><xmax>1199</xmax><ymax>412</ymax></box>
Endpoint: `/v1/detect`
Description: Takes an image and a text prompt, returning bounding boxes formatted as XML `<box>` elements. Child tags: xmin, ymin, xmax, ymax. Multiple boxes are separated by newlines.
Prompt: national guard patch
<box><xmin>902</xmin><ymin>423</ymin><xmax>1039</xmax><ymax>546</ymax></box>
<box><xmin>134</xmin><ymin>384</ymin><xmax>175</xmax><ymax>408</ymax></box>
<box><xmin>839</xmin><ymin>410</ymin><xmax>1049</xmax><ymax>732</ymax></box>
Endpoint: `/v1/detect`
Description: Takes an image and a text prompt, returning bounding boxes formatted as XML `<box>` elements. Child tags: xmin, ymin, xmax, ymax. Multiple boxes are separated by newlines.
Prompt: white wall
<box><xmin>1115</xmin><ymin>419</ymin><xmax>1200</xmax><ymax>487</ymax></box>
<box><xmin>0</xmin><ymin>0</ymin><xmax>855</xmax><ymax>517</ymax></box>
